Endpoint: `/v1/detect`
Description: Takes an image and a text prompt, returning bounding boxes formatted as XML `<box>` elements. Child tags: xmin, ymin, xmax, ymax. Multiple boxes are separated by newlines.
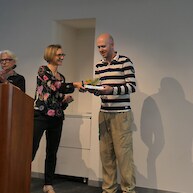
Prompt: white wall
<box><xmin>1</xmin><ymin>0</ymin><xmax>193</xmax><ymax>192</ymax></box>
<box><xmin>52</xmin><ymin>22</ymin><xmax>95</xmax><ymax>113</ymax></box>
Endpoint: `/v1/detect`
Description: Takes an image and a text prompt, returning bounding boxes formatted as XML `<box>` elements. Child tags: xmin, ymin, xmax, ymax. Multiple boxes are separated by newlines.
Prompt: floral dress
<box><xmin>34</xmin><ymin>65</ymin><xmax>74</xmax><ymax>118</ymax></box>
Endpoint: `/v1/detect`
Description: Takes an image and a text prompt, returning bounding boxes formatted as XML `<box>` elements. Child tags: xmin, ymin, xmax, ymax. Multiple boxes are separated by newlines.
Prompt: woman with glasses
<box><xmin>32</xmin><ymin>44</ymin><xmax>85</xmax><ymax>193</ymax></box>
<box><xmin>0</xmin><ymin>50</ymin><xmax>25</xmax><ymax>92</ymax></box>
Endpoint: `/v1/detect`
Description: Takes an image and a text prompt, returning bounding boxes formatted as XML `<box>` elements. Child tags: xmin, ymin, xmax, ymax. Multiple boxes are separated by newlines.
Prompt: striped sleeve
<box><xmin>112</xmin><ymin>57</ymin><xmax>136</xmax><ymax>95</ymax></box>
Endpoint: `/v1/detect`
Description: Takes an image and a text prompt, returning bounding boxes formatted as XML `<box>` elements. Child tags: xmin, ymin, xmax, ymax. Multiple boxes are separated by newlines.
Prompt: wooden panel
<box><xmin>0</xmin><ymin>83</ymin><xmax>34</xmax><ymax>193</ymax></box>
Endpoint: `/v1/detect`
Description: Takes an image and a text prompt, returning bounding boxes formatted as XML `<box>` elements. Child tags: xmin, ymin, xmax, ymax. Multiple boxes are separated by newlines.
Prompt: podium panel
<box><xmin>0</xmin><ymin>83</ymin><xmax>34</xmax><ymax>193</ymax></box>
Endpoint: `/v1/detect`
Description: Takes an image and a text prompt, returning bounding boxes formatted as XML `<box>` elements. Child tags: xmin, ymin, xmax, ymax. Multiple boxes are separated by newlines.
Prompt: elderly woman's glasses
<box><xmin>0</xmin><ymin>58</ymin><xmax>14</xmax><ymax>63</ymax></box>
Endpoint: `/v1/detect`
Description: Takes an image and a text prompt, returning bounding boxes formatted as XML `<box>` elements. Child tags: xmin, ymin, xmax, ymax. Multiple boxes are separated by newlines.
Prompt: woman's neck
<box><xmin>48</xmin><ymin>63</ymin><xmax>58</xmax><ymax>75</ymax></box>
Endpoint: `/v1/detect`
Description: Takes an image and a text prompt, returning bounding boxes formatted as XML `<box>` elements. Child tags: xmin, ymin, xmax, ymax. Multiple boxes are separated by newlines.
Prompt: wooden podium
<box><xmin>0</xmin><ymin>83</ymin><xmax>34</xmax><ymax>193</ymax></box>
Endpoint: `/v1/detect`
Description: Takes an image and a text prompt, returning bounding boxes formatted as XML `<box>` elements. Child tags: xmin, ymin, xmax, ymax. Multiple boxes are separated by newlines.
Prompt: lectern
<box><xmin>0</xmin><ymin>83</ymin><xmax>34</xmax><ymax>193</ymax></box>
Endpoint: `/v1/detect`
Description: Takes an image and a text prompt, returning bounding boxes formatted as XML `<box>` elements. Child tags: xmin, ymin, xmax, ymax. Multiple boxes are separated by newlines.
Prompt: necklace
<box><xmin>53</xmin><ymin>71</ymin><xmax>58</xmax><ymax>76</ymax></box>
<box><xmin>53</xmin><ymin>71</ymin><xmax>61</xmax><ymax>80</ymax></box>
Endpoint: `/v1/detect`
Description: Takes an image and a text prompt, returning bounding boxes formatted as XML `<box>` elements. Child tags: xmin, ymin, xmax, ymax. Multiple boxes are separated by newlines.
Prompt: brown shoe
<box><xmin>43</xmin><ymin>185</ymin><xmax>56</xmax><ymax>193</ymax></box>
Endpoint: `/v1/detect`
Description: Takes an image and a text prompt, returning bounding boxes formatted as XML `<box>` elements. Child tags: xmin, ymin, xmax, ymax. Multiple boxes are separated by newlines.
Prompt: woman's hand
<box><xmin>0</xmin><ymin>74</ymin><xmax>8</xmax><ymax>83</ymax></box>
<box><xmin>73</xmin><ymin>82</ymin><xmax>87</xmax><ymax>92</ymax></box>
<box><xmin>63</xmin><ymin>95</ymin><xmax>74</xmax><ymax>103</ymax></box>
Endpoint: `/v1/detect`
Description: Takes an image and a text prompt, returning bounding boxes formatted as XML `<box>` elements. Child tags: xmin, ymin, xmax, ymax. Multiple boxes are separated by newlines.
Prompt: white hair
<box><xmin>0</xmin><ymin>50</ymin><xmax>18</xmax><ymax>61</ymax></box>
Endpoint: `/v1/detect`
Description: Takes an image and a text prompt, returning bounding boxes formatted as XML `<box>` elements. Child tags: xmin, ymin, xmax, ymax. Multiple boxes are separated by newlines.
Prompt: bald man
<box><xmin>94</xmin><ymin>33</ymin><xmax>136</xmax><ymax>193</ymax></box>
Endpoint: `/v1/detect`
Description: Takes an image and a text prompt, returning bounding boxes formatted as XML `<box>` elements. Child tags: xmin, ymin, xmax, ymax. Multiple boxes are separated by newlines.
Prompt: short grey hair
<box><xmin>0</xmin><ymin>50</ymin><xmax>18</xmax><ymax>61</ymax></box>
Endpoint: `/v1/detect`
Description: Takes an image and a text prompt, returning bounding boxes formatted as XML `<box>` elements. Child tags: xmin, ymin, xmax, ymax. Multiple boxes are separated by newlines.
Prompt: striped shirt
<box><xmin>95</xmin><ymin>52</ymin><xmax>136</xmax><ymax>112</ymax></box>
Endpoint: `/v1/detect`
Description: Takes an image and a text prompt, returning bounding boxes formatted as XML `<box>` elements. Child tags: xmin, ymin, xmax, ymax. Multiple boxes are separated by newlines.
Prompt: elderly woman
<box><xmin>0</xmin><ymin>50</ymin><xmax>25</xmax><ymax>92</ymax></box>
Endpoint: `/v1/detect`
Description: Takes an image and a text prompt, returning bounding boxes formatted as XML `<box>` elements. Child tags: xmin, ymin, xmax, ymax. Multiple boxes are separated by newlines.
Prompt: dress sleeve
<box><xmin>59</xmin><ymin>82</ymin><xmax>75</xmax><ymax>94</ymax></box>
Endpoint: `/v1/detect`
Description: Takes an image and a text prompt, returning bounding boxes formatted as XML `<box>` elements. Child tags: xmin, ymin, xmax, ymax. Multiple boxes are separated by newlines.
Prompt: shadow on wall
<box><xmin>137</xmin><ymin>77</ymin><xmax>193</xmax><ymax>193</ymax></box>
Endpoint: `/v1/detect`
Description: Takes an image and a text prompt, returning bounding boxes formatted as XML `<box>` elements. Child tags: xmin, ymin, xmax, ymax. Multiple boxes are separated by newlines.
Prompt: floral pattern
<box><xmin>34</xmin><ymin>65</ymin><xmax>69</xmax><ymax>117</ymax></box>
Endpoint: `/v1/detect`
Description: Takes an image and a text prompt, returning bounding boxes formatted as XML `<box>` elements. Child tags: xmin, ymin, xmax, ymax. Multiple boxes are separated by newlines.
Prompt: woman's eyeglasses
<box><xmin>0</xmin><ymin>58</ymin><xmax>14</xmax><ymax>63</ymax></box>
<box><xmin>56</xmin><ymin>53</ymin><xmax>66</xmax><ymax>57</ymax></box>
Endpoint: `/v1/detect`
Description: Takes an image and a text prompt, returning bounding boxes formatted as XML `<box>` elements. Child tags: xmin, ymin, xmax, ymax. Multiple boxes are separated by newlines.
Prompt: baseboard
<box><xmin>31</xmin><ymin>173</ymin><xmax>178</xmax><ymax>193</ymax></box>
<box><xmin>88</xmin><ymin>179</ymin><xmax>102</xmax><ymax>187</ymax></box>
<box><xmin>31</xmin><ymin>172</ymin><xmax>44</xmax><ymax>179</ymax></box>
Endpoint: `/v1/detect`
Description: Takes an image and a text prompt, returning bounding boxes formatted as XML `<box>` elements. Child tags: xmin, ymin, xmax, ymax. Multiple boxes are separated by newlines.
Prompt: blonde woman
<box><xmin>32</xmin><ymin>44</ymin><xmax>85</xmax><ymax>193</ymax></box>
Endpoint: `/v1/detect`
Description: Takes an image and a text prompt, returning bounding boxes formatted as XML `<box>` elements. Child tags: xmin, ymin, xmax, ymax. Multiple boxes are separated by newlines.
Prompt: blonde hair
<box><xmin>44</xmin><ymin>44</ymin><xmax>62</xmax><ymax>63</ymax></box>
<box><xmin>0</xmin><ymin>50</ymin><xmax>18</xmax><ymax>61</ymax></box>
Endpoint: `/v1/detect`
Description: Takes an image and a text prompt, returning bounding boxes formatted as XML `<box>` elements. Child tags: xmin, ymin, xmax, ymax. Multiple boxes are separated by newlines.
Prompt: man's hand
<box><xmin>87</xmin><ymin>85</ymin><xmax>113</xmax><ymax>96</ymax></box>
<box><xmin>99</xmin><ymin>85</ymin><xmax>113</xmax><ymax>95</ymax></box>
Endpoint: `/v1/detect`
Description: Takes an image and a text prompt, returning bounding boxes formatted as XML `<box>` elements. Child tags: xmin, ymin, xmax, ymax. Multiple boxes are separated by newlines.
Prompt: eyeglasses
<box><xmin>0</xmin><ymin>58</ymin><xmax>14</xmax><ymax>63</ymax></box>
<box><xmin>56</xmin><ymin>53</ymin><xmax>66</xmax><ymax>57</ymax></box>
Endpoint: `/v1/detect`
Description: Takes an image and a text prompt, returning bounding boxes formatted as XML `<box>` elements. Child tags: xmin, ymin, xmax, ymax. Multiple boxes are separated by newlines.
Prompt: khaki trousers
<box><xmin>99</xmin><ymin>111</ymin><xmax>136</xmax><ymax>193</ymax></box>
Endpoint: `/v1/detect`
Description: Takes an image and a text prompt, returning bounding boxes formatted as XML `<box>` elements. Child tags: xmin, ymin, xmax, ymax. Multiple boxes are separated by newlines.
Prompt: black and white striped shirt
<box><xmin>95</xmin><ymin>52</ymin><xmax>136</xmax><ymax>112</ymax></box>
